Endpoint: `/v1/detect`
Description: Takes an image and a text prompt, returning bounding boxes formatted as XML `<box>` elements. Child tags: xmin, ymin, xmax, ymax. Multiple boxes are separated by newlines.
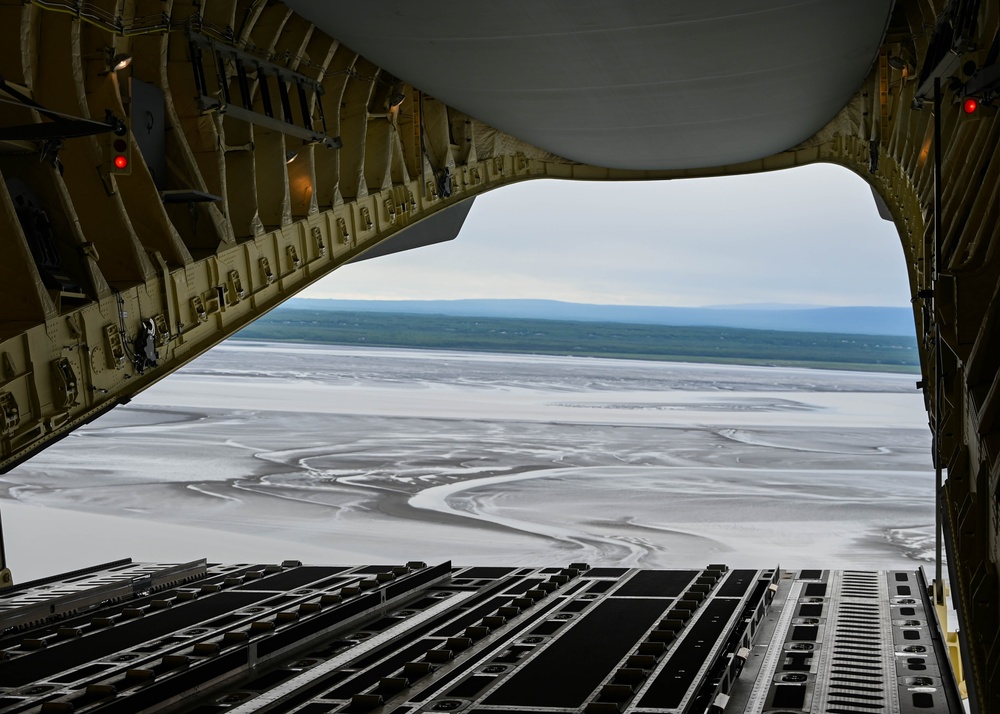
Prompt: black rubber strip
<box><xmin>716</xmin><ymin>569</ymin><xmax>758</xmax><ymax>598</ymax></box>
<box><xmin>637</xmin><ymin>599</ymin><xmax>739</xmax><ymax>709</ymax></box>
<box><xmin>614</xmin><ymin>570</ymin><xmax>698</xmax><ymax>598</ymax></box>
<box><xmin>486</xmin><ymin>598</ymin><xmax>670</xmax><ymax>708</ymax></box>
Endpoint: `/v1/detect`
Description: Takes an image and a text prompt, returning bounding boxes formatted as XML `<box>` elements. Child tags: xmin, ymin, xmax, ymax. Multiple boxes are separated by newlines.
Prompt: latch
<box><xmin>190</xmin><ymin>295</ymin><xmax>208</xmax><ymax>323</ymax></box>
<box><xmin>228</xmin><ymin>270</ymin><xmax>246</xmax><ymax>302</ymax></box>
<box><xmin>336</xmin><ymin>217</ymin><xmax>350</xmax><ymax>245</ymax></box>
<box><xmin>152</xmin><ymin>314</ymin><xmax>169</xmax><ymax>347</ymax></box>
<box><xmin>260</xmin><ymin>257</ymin><xmax>275</xmax><ymax>284</ymax></box>
<box><xmin>0</xmin><ymin>391</ymin><xmax>19</xmax><ymax>431</ymax></box>
<box><xmin>312</xmin><ymin>226</ymin><xmax>326</xmax><ymax>257</ymax></box>
<box><xmin>103</xmin><ymin>324</ymin><xmax>126</xmax><ymax>369</ymax></box>
<box><xmin>51</xmin><ymin>358</ymin><xmax>79</xmax><ymax>408</ymax></box>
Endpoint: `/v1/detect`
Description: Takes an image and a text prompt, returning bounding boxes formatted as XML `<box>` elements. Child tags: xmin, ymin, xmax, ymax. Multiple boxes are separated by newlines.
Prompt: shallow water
<box><xmin>2</xmin><ymin>342</ymin><xmax>935</xmax><ymax>581</ymax></box>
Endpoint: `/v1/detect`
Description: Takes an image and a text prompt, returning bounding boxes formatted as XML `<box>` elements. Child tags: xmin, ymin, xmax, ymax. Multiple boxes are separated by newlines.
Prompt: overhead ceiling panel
<box><xmin>285</xmin><ymin>1</ymin><xmax>893</xmax><ymax>170</ymax></box>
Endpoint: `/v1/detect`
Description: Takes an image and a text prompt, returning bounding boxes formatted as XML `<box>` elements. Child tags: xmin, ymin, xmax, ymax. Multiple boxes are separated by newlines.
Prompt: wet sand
<box><xmin>1</xmin><ymin>343</ymin><xmax>934</xmax><ymax>582</ymax></box>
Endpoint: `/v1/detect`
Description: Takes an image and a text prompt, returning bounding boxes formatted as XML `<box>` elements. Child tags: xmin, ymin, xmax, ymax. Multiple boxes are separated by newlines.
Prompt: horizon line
<box><xmin>289</xmin><ymin>297</ymin><xmax>911</xmax><ymax>310</ymax></box>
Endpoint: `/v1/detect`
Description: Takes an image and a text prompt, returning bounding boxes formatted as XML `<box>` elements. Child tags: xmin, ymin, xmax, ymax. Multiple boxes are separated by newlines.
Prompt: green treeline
<box><xmin>233</xmin><ymin>309</ymin><xmax>920</xmax><ymax>373</ymax></box>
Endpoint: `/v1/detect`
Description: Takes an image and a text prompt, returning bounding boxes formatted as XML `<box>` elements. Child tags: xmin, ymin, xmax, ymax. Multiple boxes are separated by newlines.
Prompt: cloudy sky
<box><xmin>302</xmin><ymin>163</ymin><xmax>912</xmax><ymax>308</ymax></box>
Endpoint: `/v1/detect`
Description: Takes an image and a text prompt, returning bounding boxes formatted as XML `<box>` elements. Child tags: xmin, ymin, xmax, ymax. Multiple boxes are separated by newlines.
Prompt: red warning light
<box><xmin>963</xmin><ymin>97</ymin><xmax>979</xmax><ymax>114</ymax></box>
<box><xmin>105</xmin><ymin>119</ymin><xmax>131</xmax><ymax>174</ymax></box>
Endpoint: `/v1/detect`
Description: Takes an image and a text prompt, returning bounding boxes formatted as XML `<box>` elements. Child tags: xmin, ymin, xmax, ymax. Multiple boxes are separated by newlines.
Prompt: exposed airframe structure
<box><xmin>0</xmin><ymin>0</ymin><xmax>996</xmax><ymax>710</ymax></box>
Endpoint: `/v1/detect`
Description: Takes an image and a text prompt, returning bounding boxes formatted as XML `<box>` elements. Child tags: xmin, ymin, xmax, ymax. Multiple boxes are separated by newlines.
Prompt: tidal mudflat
<box><xmin>2</xmin><ymin>342</ymin><xmax>933</xmax><ymax>581</ymax></box>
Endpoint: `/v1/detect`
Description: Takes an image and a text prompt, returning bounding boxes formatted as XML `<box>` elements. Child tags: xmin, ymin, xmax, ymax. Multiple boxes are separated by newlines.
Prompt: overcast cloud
<box><xmin>302</xmin><ymin>163</ymin><xmax>912</xmax><ymax>308</ymax></box>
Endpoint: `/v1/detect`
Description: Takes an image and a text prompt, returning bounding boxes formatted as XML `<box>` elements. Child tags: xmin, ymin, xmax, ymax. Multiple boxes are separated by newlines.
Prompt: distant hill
<box><xmin>283</xmin><ymin>298</ymin><xmax>916</xmax><ymax>337</ymax></box>
<box><xmin>237</xmin><ymin>309</ymin><xmax>919</xmax><ymax>372</ymax></box>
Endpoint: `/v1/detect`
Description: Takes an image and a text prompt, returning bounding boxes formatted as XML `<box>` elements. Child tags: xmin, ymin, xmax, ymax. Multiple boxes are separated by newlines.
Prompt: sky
<box><xmin>301</xmin><ymin>163</ymin><xmax>913</xmax><ymax>308</ymax></box>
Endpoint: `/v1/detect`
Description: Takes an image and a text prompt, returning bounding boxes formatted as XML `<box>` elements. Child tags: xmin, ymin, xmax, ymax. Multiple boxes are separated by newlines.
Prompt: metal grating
<box><xmin>817</xmin><ymin>571</ymin><xmax>895</xmax><ymax>714</ymax></box>
<box><xmin>0</xmin><ymin>559</ymin><xmax>207</xmax><ymax>631</ymax></box>
<box><xmin>742</xmin><ymin>569</ymin><xmax>962</xmax><ymax>714</ymax></box>
<box><xmin>0</xmin><ymin>563</ymin><xmax>962</xmax><ymax>713</ymax></box>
